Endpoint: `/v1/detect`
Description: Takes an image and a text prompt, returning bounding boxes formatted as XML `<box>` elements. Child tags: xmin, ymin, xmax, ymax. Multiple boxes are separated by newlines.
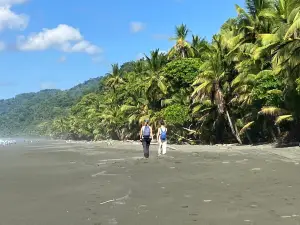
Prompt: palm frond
<box><xmin>285</xmin><ymin>14</ymin><xmax>300</xmax><ymax>39</ymax></box>
<box><xmin>258</xmin><ymin>33</ymin><xmax>281</xmax><ymax>46</ymax></box>
<box><xmin>259</xmin><ymin>106</ymin><xmax>288</xmax><ymax>116</ymax></box>
<box><xmin>267</xmin><ymin>89</ymin><xmax>283</xmax><ymax>95</ymax></box>
<box><xmin>275</xmin><ymin>115</ymin><xmax>294</xmax><ymax>124</ymax></box>
<box><xmin>161</xmin><ymin>98</ymin><xmax>174</xmax><ymax>107</ymax></box>
<box><xmin>239</xmin><ymin>121</ymin><xmax>254</xmax><ymax>134</ymax></box>
<box><xmin>120</xmin><ymin>105</ymin><xmax>136</xmax><ymax>112</ymax></box>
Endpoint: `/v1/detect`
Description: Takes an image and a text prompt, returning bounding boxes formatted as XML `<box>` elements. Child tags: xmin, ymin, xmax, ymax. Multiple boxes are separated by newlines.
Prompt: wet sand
<box><xmin>1</xmin><ymin>140</ymin><xmax>300</xmax><ymax>225</ymax></box>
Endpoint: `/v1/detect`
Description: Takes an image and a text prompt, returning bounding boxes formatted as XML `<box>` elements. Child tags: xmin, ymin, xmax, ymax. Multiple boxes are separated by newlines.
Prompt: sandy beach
<box><xmin>1</xmin><ymin>140</ymin><xmax>300</xmax><ymax>225</ymax></box>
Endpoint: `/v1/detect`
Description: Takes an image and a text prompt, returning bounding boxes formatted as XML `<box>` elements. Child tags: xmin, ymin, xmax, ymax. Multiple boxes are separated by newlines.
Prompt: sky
<box><xmin>0</xmin><ymin>0</ymin><xmax>245</xmax><ymax>99</ymax></box>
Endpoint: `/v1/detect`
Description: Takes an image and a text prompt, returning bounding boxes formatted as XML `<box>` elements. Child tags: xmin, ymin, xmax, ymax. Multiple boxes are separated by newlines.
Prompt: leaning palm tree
<box><xmin>192</xmin><ymin>38</ymin><xmax>242</xmax><ymax>144</ymax></box>
<box><xmin>168</xmin><ymin>24</ymin><xmax>194</xmax><ymax>59</ymax></box>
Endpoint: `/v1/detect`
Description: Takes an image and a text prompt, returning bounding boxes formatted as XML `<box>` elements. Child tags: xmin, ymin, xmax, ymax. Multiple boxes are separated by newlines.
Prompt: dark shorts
<box><xmin>142</xmin><ymin>137</ymin><xmax>151</xmax><ymax>158</ymax></box>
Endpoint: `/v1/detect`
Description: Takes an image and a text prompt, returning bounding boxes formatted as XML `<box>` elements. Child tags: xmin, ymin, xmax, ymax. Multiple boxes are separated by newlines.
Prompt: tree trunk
<box><xmin>225</xmin><ymin>110</ymin><xmax>242</xmax><ymax>144</ymax></box>
<box><xmin>276</xmin><ymin>125</ymin><xmax>281</xmax><ymax>136</ymax></box>
<box><xmin>269</xmin><ymin>127</ymin><xmax>277</xmax><ymax>142</ymax></box>
<box><xmin>182</xmin><ymin>50</ymin><xmax>186</xmax><ymax>58</ymax></box>
<box><xmin>246</xmin><ymin>131</ymin><xmax>253</xmax><ymax>145</ymax></box>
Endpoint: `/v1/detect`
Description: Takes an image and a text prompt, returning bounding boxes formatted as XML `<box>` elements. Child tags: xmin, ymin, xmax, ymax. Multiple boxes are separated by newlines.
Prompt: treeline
<box><xmin>41</xmin><ymin>0</ymin><xmax>300</xmax><ymax>144</ymax></box>
<box><xmin>0</xmin><ymin>78</ymin><xmax>102</xmax><ymax>136</ymax></box>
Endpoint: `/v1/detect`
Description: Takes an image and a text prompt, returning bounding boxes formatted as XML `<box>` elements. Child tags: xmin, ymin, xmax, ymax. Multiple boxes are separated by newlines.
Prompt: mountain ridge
<box><xmin>0</xmin><ymin>76</ymin><xmax>103</xmax><ymax>136</ymax></box>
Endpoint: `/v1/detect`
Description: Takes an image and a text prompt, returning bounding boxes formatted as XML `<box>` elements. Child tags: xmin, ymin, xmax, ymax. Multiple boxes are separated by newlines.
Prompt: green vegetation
<box><xmin>0</xmin><ymin>77</ymin><xmax>102</xmax><ymax>137</ymax></box>
<box><xmin>2</xmin><ymin>0</ymin><xmax>300</xmax><ymax>145</ymax></box>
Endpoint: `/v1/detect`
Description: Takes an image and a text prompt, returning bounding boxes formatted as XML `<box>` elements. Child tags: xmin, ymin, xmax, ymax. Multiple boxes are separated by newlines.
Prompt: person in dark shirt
<box><xmin>139</xmin><ymin>119</ymin><xmax>153</xmax><ymax>158</ymax></box>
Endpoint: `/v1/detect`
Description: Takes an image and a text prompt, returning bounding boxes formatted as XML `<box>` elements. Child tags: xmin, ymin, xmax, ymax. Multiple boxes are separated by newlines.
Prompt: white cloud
<box><xmin>40</xmin><ymin>82</ymin><xmax>56</xmax><ymax>90</ymax></box>
<box><xmin>0</xmin><ymin>41</ymin><xmax>5</xmax><ymax>50</ymax></box>
<box><xmin>18</xmin><ymin>24</ymin><xmax>82</xmax><ymax>51</ymax></box>
<box><xmin>17</xmin><ymin>24</ymin><xmax>101</xmax><ymax>55</ymax></box>
<box><xmin>130</xmin><ymin>21</ymin><xmax>145</xmax><ymax>33</ymax></box>
<box><xmin>0</xmin><ymin>0</ymin><xmax>27</xmax><ymax>5</ymax></box>
<box><xmin>67</xmin><ymin>40</ymin><xmax>101</xmax><ymax>54</ymax></box>
<box><xmin>0</xmin><ymin>5</ymin><xmax>28</xmax><ymax>31</ymax></box>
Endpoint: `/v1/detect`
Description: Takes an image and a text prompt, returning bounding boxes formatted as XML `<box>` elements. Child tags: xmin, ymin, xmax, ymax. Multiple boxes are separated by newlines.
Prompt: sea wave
<box><xmin>0</xmin><ymin>138</ymin><xmax>17</xmax><ymax>146</ymax></box>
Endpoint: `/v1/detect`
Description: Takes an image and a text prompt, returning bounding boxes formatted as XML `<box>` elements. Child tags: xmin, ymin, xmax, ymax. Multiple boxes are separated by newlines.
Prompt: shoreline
<box><xmin>59</xmin><ymin>139</ymin><xmax>300</xmax><ymax>162</ymax></box>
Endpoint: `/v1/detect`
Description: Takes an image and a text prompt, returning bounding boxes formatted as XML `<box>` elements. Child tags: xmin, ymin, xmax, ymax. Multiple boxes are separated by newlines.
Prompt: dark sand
<box><xmin>1</xmin><ymin>141</ymin><xmax>300</xmax><ymax>225</ymax></box>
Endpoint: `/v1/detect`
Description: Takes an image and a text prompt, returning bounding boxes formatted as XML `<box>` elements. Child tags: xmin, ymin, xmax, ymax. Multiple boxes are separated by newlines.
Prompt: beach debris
<box><xmin>222</xmin><ymin>161</ymin><xmax>230</xmax><ymax>164</ymax></box>
<box><xmin>281</xmin><ymin>215</ymin><xmax>291</xmax><ymax>218</ymax></box>
<box><xmin>251</xmin><ymin>168</ymin><xmax>261</xmax><ymax>171</ymax></box>
<box><xmin>66</xmin><ymin>139</ymin><xmax>114</xmax><ymax>146</ymax></box>
<box><xmin>100</xmin><ymin>190</ymin><xmax>131</xmax><ymax>205</ymax></box>
<box><xmin>99</xmin><ymin>158</ymin><xmax>126</xmax><ymax>162</ymax></box>
<box><xmin>108</xmin><ymin>218</ymin><xmax>118</xmax><ymax>224</ymax></box>
<box><xmin>135</xmin><ymin>204</ymin><xmax>149</xmax><ymax>214</ymax></box>
<box><xmin>236</xmin><ymin>159</ymin><xmax>248</xmax><ymax>163</ymax></box>
<box><xmin>203</xmin><ymin>200</ymin><xmax>212</xmax><ymax>203</ymax></box>
<box><xmin>100</xmin><ymin>199</ymin><xmax>115</xmax><ymax>205</ymax></box>
<box><xmin>91</xmin><ymin>171</ymin><xmax>117</xmax><ymax>177</ymax></box>
<box><xmin>132</xmin><ymin>156</ymin><xmax>144</xmax><ymax>160</ymax></box>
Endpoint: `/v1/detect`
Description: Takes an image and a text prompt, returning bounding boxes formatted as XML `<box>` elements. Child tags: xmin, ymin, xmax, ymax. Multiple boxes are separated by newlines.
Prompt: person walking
<box><xmin>157</xmin><ymin>120</ymin><xmax>167</xmax><ymax>156</ymax></box>
<box><xmin>140</xmin><ymin>119</ymin><xmax>153</xmax><ymax>158</ymax></box>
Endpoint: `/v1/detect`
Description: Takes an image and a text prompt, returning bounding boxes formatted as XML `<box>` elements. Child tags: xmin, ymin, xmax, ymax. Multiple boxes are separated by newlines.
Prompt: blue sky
<box><xmin>0</xmin><ymin>0</ymin><xmax>244</xmax><ymax>99</ymax></box>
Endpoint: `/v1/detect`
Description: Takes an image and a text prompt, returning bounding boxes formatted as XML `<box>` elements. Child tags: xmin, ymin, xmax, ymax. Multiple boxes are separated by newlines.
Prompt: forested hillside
<box><xmin>3</xmin><ymin>0</ymin><xmax>300</xmax><ymax>145</ymax></box>
<box><xmin>0</xmin><ymin>77</ymin><xmax>102</xmax><ymax>136</ymax></box>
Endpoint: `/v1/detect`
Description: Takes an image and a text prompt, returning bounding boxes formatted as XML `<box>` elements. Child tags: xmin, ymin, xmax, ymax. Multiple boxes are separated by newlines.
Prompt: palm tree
<box><xmin>144</xmin><ymin>49</ymin><xmax>168</xmax><ymax>105</ymax></box>
<box><xmin>192</xmin><ymin>36</ymin><xmax>242</xmax><ymax>144</ymax></box>
<box><xmin>235</xmin><ymin>0</ymin><xmax>274</xmax><ymax>42</ymax></box>
<box><xmin>105</xmin><ymin>64</ymin><xmax>125</xmax><ymax>92</ymax></box>
<box><xmin>254</xmin><ymin>2</ymin><xmax>300</xmax><ymax>117</ymax></box>
<box><xmin>168</xmin><ymin>24</ymin><xmax>194</xmax><ymax>59</ymax></box>
<box><xmin>191</xmin><ymin>35</ymin><xmax>209</xmax><ymax>59</ymax></box>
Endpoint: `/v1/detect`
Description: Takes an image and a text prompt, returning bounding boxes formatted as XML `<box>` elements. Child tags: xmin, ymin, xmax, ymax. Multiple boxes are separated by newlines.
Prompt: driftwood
<box><xmin>99</xmin><ymin>190</ymin><xmax>131</xmax><ymax>205</ymax></box>
<box><xmin>183</xmin><ymin>127</ymin><xmax>197</xmax><ymax>134</ymax></box>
